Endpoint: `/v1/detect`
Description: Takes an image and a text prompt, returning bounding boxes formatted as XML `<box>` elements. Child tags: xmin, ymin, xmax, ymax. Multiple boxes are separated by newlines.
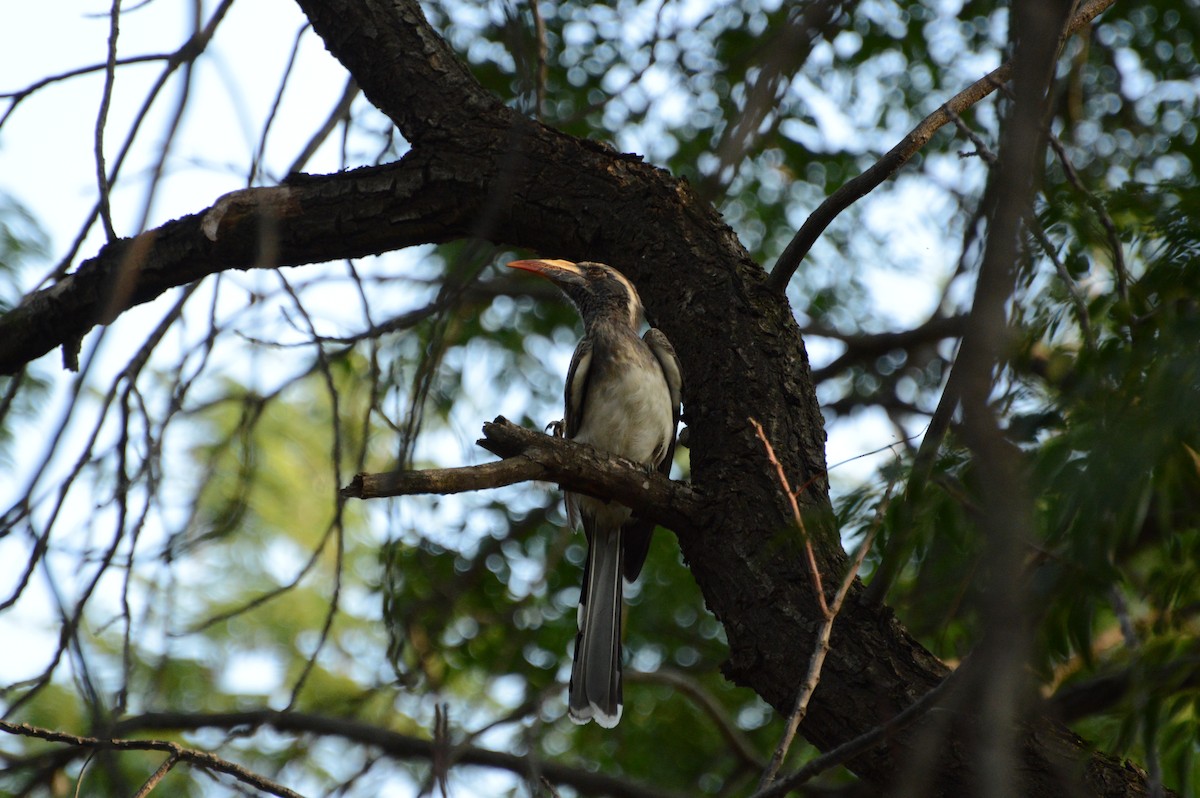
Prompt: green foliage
<box><xmin>851</xmin><ymin>178</ymin><xmax>1200</xmax><ymax>791</ymax></box>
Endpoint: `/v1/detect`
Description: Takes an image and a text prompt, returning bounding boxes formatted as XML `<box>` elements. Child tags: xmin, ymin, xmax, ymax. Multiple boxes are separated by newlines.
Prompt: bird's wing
<box><xmin>643</xmin><ymin>327</ymin><xmax>683</xmax><ymax>476</ymax></box>
<box><xmin>564</xmin><ymin>337</ymin><xmax>593</xmax><ymax>440</ymax></box>
<box><xmin>619</xmin><ymin>328</ymin><xmax>683</xmax><ymax>583</ymax></box>
<box><xmin>563</xmin><ymin>338</ymin><xmax>593</xmax><ymax>532</ymax></box>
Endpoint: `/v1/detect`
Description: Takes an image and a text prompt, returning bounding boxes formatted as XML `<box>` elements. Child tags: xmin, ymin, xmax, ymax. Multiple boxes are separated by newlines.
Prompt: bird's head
<box><xmin>507</xmin><ymin>259</ymin><xmax>644</xmax><ymax>329</ymax></box>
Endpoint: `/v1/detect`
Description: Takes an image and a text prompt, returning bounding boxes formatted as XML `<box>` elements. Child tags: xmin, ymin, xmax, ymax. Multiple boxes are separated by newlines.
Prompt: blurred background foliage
<box><xmin>1</xmin><ymin>0</ymin><xmax>1198</xmax><ymax>795</ymax></box>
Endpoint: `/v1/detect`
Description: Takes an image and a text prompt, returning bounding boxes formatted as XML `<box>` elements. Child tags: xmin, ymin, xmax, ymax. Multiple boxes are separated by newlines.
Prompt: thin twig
<box><xmin>131</xmin><ymin>752</ymin><xmax>181</xmax><ymax>798</ymax></box>
<box><xmin>116</xmin><ymin>708</ymin><xmax>692</xmax><ymax>798</ymax></box>
<box><xmin>628</xmin><ymin>669</ymin><xmax>767</xmax><ymax>771</ymax></box>
<box><xmin>43</xmin><ymin>0</ymin><xmax>236</xmax><ymax>284</ymax></box>
<box><xmin>0</xmin><ymin>720</ymin><xmax>306</xmax><ymax>798</ymax></box>
<box><xmin>750</xmin><ymin>418</ymin><xmax>894</xmax><ymax>788</ymax></box>
<box><xmin>251</xmin><ymin>23</ymin><xmax>311</xmax><ymax>186</ymax></box>
<box><xmin>950</xmin><ymin>108</ymin><xmax>1097</xmax><ymax>351</ymax></box>
<box><xmin>95</xmin><ymin>0</ymin><xmax>122</xmax><ymax>241</ymax></box>
<box><xmin>529</xmin><ymin>0</ymin><xmax>547</xmax><ymax>120</ymax></box>
<box><xmin>766</xmin><ymin>0</ymin><xmax>1118</xmax><ymax>292</ymax></box>
<box><xmin>286</xmin><ymin>77</ymin><xmax>359</xmax><ymax>176</ymax></box>
<box><xmin>748</xmin><ymin>418</ymin><xmax>826</xmax><ymax>612</ymax></box>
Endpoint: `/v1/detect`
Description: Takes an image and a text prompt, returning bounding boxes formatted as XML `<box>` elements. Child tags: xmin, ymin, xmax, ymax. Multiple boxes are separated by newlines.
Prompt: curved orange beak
<box><xmin>506</xmin><ymin>258</ymin><xmax>583</xmax><ymax>282</ymax></box>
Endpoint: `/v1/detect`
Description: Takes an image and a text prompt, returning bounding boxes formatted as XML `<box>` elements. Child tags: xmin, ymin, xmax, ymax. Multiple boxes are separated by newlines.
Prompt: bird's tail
<box><xmin>569</xmin><ymin>523</ymin><xmax>624</xmax><ymax>727</ymax></box>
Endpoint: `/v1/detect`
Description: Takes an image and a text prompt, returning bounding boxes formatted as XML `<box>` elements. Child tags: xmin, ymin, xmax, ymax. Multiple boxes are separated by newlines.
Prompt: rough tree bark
<box><xmin>0</xmin><ymin>0</ymin><xmax>1155</xmax><ymax>795</ymax></box>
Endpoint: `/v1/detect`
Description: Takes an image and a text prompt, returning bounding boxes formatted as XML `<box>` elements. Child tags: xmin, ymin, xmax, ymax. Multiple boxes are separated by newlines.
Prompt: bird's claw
<box><xmin>546</xmin><ymin>419</ymin><xmax>565</xmax><ymax>438</ymax></box>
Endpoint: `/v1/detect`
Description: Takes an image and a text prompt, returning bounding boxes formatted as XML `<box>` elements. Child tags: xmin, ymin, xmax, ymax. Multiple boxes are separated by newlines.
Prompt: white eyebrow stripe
<box><xmin>608</xmin><ymin>268</ymin><xmax>642</xmax><ymax>327</ymax></box>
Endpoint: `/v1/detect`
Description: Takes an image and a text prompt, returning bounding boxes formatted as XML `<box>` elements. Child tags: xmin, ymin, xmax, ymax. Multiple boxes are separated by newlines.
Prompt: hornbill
<box><xmin>508</xmin><ymin>259</ymin><xmax>683</xmax><ymax>727</ymax></box>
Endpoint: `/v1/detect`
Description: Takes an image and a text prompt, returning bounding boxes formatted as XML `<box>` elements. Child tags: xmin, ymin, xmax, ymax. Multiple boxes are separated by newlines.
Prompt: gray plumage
<box><xmin>508</xmin><ymin>258</ymin><xmax>682</xmax><ymax>727</ymax></box>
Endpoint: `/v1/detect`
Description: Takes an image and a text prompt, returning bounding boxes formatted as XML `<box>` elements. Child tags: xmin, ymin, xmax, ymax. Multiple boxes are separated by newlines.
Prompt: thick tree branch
<box><xmin>293</xmin><ymin>0</ymin><xmax>515</xmax><ymax>144</ymax></box>
<box><xmin>765</xmin><ymin>0</ymin><xmax>1118</xmax><ymax>292</ymax></box>
<box><xmin>0</xmin><ymin>147</ymin><xmax>506</xmax><ymax>375</ymax></box>
<box><xmin>341</xmin><ymin>417</ymin><xmax>701</xmax><ymax>535</ymax></box>
<box><xmin>115</xmin><ymin>709</ymin><xmax>691</xmax><ymax>798</ymax></box>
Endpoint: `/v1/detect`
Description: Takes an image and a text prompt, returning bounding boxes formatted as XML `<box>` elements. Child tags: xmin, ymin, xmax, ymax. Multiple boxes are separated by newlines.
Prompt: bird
<box><xmin>507</xmin><ymin>258</ymin><xmax>682</xmax><ymax>727</ymax></box>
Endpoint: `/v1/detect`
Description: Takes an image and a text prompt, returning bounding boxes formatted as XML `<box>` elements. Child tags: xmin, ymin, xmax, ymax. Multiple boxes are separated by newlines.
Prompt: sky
<box><xmin>1</xmin><ymin>0</ymin><xmax>350</xmax><ymax>248</ymax></box>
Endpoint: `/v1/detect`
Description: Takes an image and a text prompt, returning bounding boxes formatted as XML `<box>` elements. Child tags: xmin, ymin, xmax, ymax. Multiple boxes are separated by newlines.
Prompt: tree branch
<box><xmin>751</xmin><ymin>673</ymin><xmax>959</xmax><ymax>798</ymax></box>
<box><xmin>0</xmin><ymin>149</ymin><xmax>495</xmax><ymax>375</ymax></box>
<box><xmin>627</xmin><ymin>668</ymin><xmax>768</xmax><ymax>772</ymax></box>
<box><xmin>0</xmin><ymin>720</ymin><xmax>304</xmax><ymax>798</ymax></box>
<box><xmin>765</xmin><ymin>0</ymin><xmax>1118</xmax><ymax>293</ymax></box>
<box><xmin>292</xmin><ymin>0</ymin><xmax>515</xmax><ymax>144</ymax></box>
<box><xmin>806</xmin><ymin>313</ymin><xmax>966</xmax><ymax>383</ymax></box>
<box><xmin>752</xmin><ymin>421</ymin><xmax>889</xmax><ymax>789</ymax></box>
<box><xmin>341</xmin><ymin>417</ymin><xmax>701</xmax><ymax>536</ymax></box>
<box><xmin>114</xmin><ymin>709</ymin><xmax>692</xmax><ymax>798</ymax></box>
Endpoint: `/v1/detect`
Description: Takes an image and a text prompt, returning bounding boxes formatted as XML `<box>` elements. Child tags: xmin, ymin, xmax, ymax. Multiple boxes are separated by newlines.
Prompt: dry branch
<box><xmin>0</xmin><ymin>720</ymin><xmax>304</xmax><ymax>798</ymax></box>
<box><xmin>751</xmin><ymin>420</ymin><xmax>889</xmax><ymax>789</ymax></box>
<box><xmin>118</xmin><ymin>709</ymin><xmax>691</xmax><ymax>798</ymax></box>
<box><xmin>765</xmin><ymin>0</ymin><xmax>1118</xmax><ymax>292</ymax></box>
<box><xmin>341</xmin><ymin>416</ymin><xmax>701</xmax><ymax>536</ymax></box>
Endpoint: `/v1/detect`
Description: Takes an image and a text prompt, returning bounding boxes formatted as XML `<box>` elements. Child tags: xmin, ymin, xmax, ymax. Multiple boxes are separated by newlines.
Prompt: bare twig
<box><xmin>529</xmin><ymin>0</ymin><xmax>547</xmax><ymax>119</ymax></box>
<box><xmin>749</xmin><ymin>418</ymin><xmax>892</xmax><ymax>788</ymax></box>
<box><xmin>1046</xmin><ymin>132</ymin><xmax>1129</xmax><ymax>306</ymax></box>
<box><xmin>44</xmin><ymin>0</ymin><xmax>236</xmax><ymax>284</ymax></box>
<box><xmin>628</xmin><ymin>668</ymin><xmax>767</xmax><ymax>771</ymax></box>
<box><xmin>95</xmin><ymin>0</ymin><xmax>122</xmax><ymax>241</ymax></box>
<box><xmin>950</xmin><ymin>108</ymin><xmax>1097</xmax><ymax>351</ymax></box>
<box><xmin>0</xmin><ymin>720</ymin><xmax>306</xmax><ymax>798</ymax></box>
<box><xmin>766</xmin><ymin>0</ymin><xmax>1118</xmax><ymax>293</ymax></box>
<box><xmin>115</xmin><ymin>709</ymin><xmax>691</xmax><ymax>798</ymax></box>
<box><xmin>749</xmin><ymin>418</ymin><xmax>825</xmax><ymax>611</ymax></box>
<box><xmin>286</xmin><ymin>77</ymin><xmax>359</xmax><ymax>176</ymax></box>
<box><xmin>131</xmin><ymin>752</ymin><xmax>181</xmax><ymax>798</ymax></box>
<box><xmin>1</xmin><ymin>54</ymin><xmax>170</xmax><ymax>127</ymax></box>
<box><xmin>432</xmin><ymin>704</ymin><xmax>451</xmax><ymax>798</ymax></box>
<box><xmin>251</xmin><ymin>23</ymin><xmax>312</xmax><ymax>186</ymax></box>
